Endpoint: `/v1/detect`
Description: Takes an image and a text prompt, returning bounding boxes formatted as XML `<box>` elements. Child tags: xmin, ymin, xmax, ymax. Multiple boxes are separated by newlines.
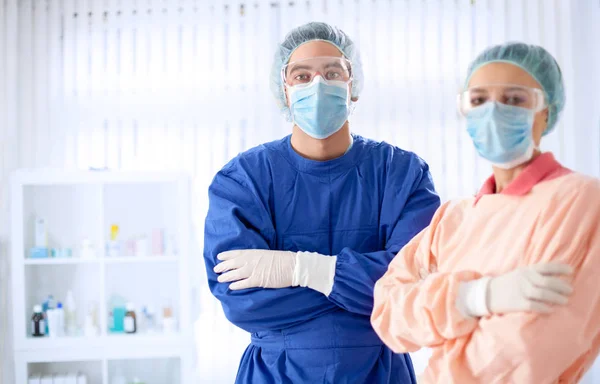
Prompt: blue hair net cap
<box><xmin>465</xmin><ymin>42</ymin><xmax>566</xmax><ymax>135</ymax></box>
<box><xmin>270</xmin><ymin>22</ymin><xmax>364</xmax><ymax>120</ymax></box>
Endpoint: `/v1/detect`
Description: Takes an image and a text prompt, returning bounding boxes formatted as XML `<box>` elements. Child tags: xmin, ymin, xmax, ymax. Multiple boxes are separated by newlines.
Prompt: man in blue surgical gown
<box><xmin>203</xmin><ymin>22</ymin><xmax>440</xmax><ymax>383</ymax></box>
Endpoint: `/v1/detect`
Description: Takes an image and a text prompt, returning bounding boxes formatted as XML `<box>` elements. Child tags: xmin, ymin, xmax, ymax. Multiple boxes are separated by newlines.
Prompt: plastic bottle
<box><xmin>65</xmin><ymin>290</ymin><xmax>77</xmax><ymax>336</ymax></box>
<box><xmin>107</xmin><ymin>224</ymin><xmax>121</xmax><ymax>257</ymax></box>
<box><xmin>46</xmin><ymin>308</ymin><xmax>58</xmax><ymax>337</ymax></box>
<box><xmin>31</xmin><ymin>305</ymin><xmax>45</xmax><ymax>337</ymax></box>
<box><xmin>80</xmin><ymin>238</ymin><xmax>96</xmax><ymax>259</ymax></box>
<box><xmin>142</xmin><ymin>305</ymin><xmax>156</xmax><ymax>333</ymax></box>
<box><xmin>56</xmin><ymin>302</ymin><xmax>65</xmax><ymax>337</ymax></box>
<box><xmin>34</xmin><ymin>217</ymin><xmax>48</xmax><ymax>247</ymax></box>
<box><xmin>84</xmin><ymin>302</ymin><xmax>99</xmax><ymax>337</ymax></box>
<box><xmin>109</xmin><ymin>295</ymin><xmax>127</xmax><ymax>333</ymax></box>
<box><xmin>124</xmin><ymin>303</ymin><xmax>137</xmax><ymax>334</ymax></box>
<box><xmin>162</xmin><ymin>305</ymin><xmax>176</xmax><ymax>334</ymax></box>
<box><xmin>42</xmin><ymin>295</ymin><xmax>55</xmax><ymax>335</ymax></box>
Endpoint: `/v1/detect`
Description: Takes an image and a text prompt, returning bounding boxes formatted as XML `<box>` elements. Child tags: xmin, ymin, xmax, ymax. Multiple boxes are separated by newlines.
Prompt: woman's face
<box><xmin>468</xmin><ymin>62</ymin><xmax>549</xmax><ymax>147</ymax></box>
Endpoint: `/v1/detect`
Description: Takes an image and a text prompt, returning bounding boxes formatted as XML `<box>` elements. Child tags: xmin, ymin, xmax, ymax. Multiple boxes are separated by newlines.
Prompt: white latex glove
<box><xmin>214</xmin><ymin>250</ymin><xmax>337</xmax><ymax>295</ymax></box>
<box><xmin>457</xmin><ymin>263</ymin><xmax>574</xmax><ymax>317</ymax></box>
<box><xmin>214</xmin><ymin>250</ymin><xmax>296</xmax><ymax>290</ymax></box>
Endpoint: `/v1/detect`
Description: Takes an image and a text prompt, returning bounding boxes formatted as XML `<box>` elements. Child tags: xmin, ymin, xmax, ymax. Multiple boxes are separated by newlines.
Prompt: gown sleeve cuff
<box><xmin>293</xmin><ymin>252</ymin><xmax>337</xmax><ymax>296</ymax></box>
<box><xmin>456</xmin><ymin>276</ymin><xmax>492</xmax><ymax>318</ymax></box>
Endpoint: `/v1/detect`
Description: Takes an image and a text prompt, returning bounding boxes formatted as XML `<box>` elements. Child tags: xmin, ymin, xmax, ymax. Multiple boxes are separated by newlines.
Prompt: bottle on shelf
<box><xmin>46</xmin><ymin>308</ymin><xmax>59</xmax><ymax>338</ymax></box>
<box><xmin>80</xmin><ymin>238</ymin><xmax>96</xmax><ymax>259</ymax></box>
<box><xmin>165</xmin><ymin>234</ymin><xmax>178</xmax><ymax>256</ymax></box>
<box><xmin>141</xmin><ymin>305</ymin><xmax>156</xmax><ymax>333</ymax></box>
<box><xmin>135</xmin><ymin>236</ymin><xmax>148</xmax><ymax>257</ymax></box>
<box><xmin>65</xmin><ymin>290</ymin><xmax>77</xmax><ymax>336</ymax></box>
<box><xmin>34</xmin><ymin>217</ymin><xmax>47</xmax><ymax>247</ymax></box>
<box><xmin>124</xmin><ymin>302</ymin><xmax>137</xmax><ymax>334</ymax></box>
<box><xmin>31</xmin><ymin>305</ymin><xmax>45</xmax><ymax>337</ymax></box>
<box><xmin>29</xmin><ymin>217</ymin><xmax>49</xmax><ymax>259</ymax></box>
<box><xmin>56</xmin><ymin>302</ymin><xmax>65</xmax><ymax>337</ymax></box>
<box><xmin>109</xmin><ymin>295</ymin><xmax>127</xmax><ymax>333</ymax></box>
<box><xmin>162</xmin><ymin>304</ymin><xmax>176</xmax><ymax>334</ymax></box>
<box><xmin>106</xmin><ymin>224</ymin><xmax>121</xmax><ymax>257</ymax></box>
<box><xmin>151</xmin><ymin>229</ymin><xmax>164</xmax><ymax>256</ymax></box>
<box><xmin>42</xmin><ymin>295</ymin><xmax>55</xmax><ymax>335</ymax></box>
<box><xmin>83</xmin><ymin>302</ymin><xmax>99</xmax><ymax>337</ymax></box>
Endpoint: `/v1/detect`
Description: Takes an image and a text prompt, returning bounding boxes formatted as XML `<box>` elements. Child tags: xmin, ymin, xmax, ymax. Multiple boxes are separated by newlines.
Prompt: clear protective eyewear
<box><xmin>457</xmin><ymin>83</ymin><xmax>547</xmax><ymax>116</ymax></box>
<box><xmin>282</xmin><ymin>56</ymin><xmax>353</xmax><ymax>87</ymax></box>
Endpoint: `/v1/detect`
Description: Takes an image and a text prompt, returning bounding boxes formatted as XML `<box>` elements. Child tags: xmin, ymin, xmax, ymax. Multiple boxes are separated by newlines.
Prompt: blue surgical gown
<box><xmin>203</xmin><ymin>134</ymin><xmax>440</xmax><ymax>384</ymax></box>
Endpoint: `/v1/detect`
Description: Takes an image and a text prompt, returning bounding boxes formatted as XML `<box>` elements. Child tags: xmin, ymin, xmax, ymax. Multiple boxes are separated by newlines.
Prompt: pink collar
<box><xmin>474</xmin><ymin>153</ymin><xmax>571</xmax><ymax>204</ymax></box>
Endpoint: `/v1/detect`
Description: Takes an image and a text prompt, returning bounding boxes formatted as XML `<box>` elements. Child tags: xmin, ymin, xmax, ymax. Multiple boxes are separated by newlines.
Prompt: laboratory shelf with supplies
<box><xmin>11</xmin><ymin>170</ymin><xmax>194</xmax><ymax>384</ymax></box>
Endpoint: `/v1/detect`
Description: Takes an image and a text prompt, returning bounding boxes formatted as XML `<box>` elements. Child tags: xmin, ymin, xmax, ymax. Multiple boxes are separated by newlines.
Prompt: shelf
<box><xmin>104</xmin><ymin>256</ymin><xmax>179</xmax><ymax>264</ymax></box>
<box><xmin>21</xmin><ymin>333</ymin><xmax>184</xmax><ymax>351</ymax></box>
<box><xmin>13</xmin><ymin>170</ymin><xmax>189</xmax><ymax>186</ymax></box>
<box><xmin>11</xmin><ymin>171</ymin><xmax>193</xmax><ymax>382</ymax></box>
<box><xmin>21</xmin><ymin>336</ymin><xmax>104</xmax><ymax>350</ymax></box>
<box><xmin>23</xmin><ymin>256</ymin><xmax>179</xmax><ymax>265</ymax></box>
<box><xmin>24</xmin><ymin>258</ymin><xmax>101</xmax><ymax>265</ymax></box>
<box><xmin>106</xmin><ymin>333</ymin><xmax>184</xmax><ymax>346</ymax></box>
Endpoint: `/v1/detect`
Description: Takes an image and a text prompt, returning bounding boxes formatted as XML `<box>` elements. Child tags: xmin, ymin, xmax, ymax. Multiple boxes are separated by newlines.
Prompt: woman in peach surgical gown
<box><xmin>371</xmin><ymin>42</ymin><xmax>600</xmax><ymax>383</ymax></box>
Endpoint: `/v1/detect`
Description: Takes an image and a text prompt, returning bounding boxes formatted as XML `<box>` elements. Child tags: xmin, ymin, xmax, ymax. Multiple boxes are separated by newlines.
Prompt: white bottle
<box><xmin>83</xmin><ymin>306</ymin><xmax>99</xmax><ymax>337</ymax></box>
<box><xmin>124</xmin><ymin>302</ymin><xmax>136</xmax><ymax>333</ymax></box>
<box><xmin>34</xmin><ymin>217</ymin><xmax>47</xmax><ymax>248</ymax></box>
<box><xmin>135</xmin><ymin>236</ymin><xmax>148</xmax><ymax>257</ymax></box>
<box><xmin>65</xmin><ymin>291</ymin><xmax>77</xmax><ymax>336</ymax></box>
<box><xmin>46</xmin><ymin>309</ymin><xmax>58</xmax><ymax>338</ymax></box>
<box><xmin>55</xmin><ymin>302</ymin><xmax>65</xmax><ymax>337</ymax></box>
<box><xmin>80</xmin><ymin>238</ymin><xmax>96</xmax><ymax>259</ymax></box>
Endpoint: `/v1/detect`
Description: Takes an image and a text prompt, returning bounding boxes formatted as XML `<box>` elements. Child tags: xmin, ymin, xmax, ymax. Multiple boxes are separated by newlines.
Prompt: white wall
<box><xmin>570</xmin><ymin>0</ymin><xmax>600</xmax><ymax>178</ymax></box>
<box><xmin>569</xmin><ymin>3</ymin><xmax>600</xmax><ymax>382</ymax></box>
<box><xmin>1</xmin><ymin>1</ymin><xmax>20</xmax><ymax>383</ymax></box>
<box><xmin>1</xmin><ymin>0</ymin><xmax>599</xmax><ymax>383</ymax></box>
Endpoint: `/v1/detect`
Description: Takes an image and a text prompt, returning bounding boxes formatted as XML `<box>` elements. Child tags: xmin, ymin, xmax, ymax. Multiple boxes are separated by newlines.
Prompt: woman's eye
<box><xmin>505</xmin><ymin>96</ymin><xmax>525</xmax><ymax>105</ymax></box>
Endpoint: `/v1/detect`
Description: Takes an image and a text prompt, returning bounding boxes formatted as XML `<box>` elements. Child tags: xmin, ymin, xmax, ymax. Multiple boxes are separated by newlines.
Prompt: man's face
<box><xmin>285</xmin><ymin>41</ymin><xmax>356</xmax><ymax>105</ymax></box>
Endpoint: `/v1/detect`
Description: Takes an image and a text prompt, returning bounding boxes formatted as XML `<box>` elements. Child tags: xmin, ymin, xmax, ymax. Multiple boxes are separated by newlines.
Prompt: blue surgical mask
<box><xmin>466</xmin><ymin>101</ymin><xmax>537</xmax><ymax>169</ymax></box>
<box><xmin>288</xmin><ymin>76</ymin><xmax>350</xmax><ymax>139</ymax></box>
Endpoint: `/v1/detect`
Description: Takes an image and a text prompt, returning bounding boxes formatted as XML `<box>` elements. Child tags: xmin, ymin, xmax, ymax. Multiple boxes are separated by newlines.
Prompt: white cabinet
<box><xmin>11</xmin><ymin>170</ymin><xmax>194</xmax><ymax>384</ymax></box>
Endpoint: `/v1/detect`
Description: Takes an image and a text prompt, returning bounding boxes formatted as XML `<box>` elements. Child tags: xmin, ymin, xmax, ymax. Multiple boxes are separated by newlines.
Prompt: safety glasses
<box><xmin>282</xmin><ymin>56</ymin><xmax>353</xmax><ymax>87</ymax></box>
<box><xmin>457</xmin><ymin>83</ymin><xmax>546</xmax><ymax>116</ymax></box>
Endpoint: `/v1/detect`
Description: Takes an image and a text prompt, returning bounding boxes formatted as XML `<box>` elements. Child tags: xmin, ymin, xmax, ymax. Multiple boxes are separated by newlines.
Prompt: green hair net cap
<box><xmin>270</xmin><ymin>22</ymin><xmax>364</xmax><ymax>121</ymax></box>
<box><xmin>465</xmin><ymin>42</ymin><xmax>566</xmax><ymax>135</ymax></box>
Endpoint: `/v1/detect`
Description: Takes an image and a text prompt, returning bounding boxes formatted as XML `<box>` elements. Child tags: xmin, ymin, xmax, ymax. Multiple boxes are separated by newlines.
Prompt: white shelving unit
<box><xmin>11</xmin><ymin>170</ymin><xmax>194</xmax><ymax>384</ymax></box>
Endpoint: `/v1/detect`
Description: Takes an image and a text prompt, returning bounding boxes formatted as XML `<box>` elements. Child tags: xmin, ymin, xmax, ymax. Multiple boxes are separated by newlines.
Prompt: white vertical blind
<box><xmin>4</xmin><ymin>0</ymin><xmax>599</xmax><ymax>201</ymax></box>
<box><xmin>0</xmin><ymin>2</ymin><xmax>7</xmax><ymax>384</ymax></box>
<box><xmin>1</xmin><ymin>0</ymin><xmax>599</xmax><ymax>382</ymax></box>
